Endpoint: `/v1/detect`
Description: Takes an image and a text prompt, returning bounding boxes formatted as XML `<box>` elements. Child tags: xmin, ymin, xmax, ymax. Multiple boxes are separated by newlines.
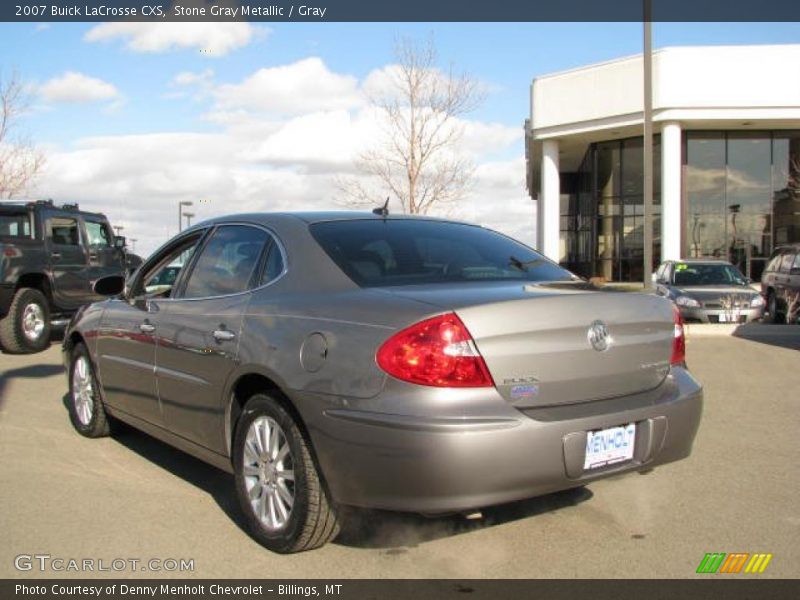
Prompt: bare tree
<box><xmin>338</xmin><ymin>36</ymin><xmax>484</xmax><ymax>214</ymax></box>
<box><xmin>0</xmin><ymin>71</ymin><xmax>45</xmax><ymax>198</ymax></box>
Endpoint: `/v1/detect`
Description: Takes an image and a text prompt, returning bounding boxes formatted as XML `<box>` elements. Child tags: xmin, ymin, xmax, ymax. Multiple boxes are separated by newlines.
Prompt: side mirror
<box><xmin>93</xmin><ymin>275</ymin><xmax>125</xmax><ymax>297</ymax></box>
<box><xmin>114</xmin><ymin>236</ymin><xmax>126</xmax><ymax>249</ymax></box>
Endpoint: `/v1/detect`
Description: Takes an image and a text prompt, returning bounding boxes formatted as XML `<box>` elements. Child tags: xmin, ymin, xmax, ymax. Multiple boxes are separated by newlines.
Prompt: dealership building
<box><xmin>526</xmin><ymin>44</ymin><xmax>800</xmax><ymax>282</ymax></box>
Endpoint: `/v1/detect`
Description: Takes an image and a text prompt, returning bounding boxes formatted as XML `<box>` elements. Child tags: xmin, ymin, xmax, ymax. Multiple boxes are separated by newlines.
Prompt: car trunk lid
<box><xmin>380</xmin><ymin>282</ymin><xmax>675</xmax><ymax>407</ymax></box>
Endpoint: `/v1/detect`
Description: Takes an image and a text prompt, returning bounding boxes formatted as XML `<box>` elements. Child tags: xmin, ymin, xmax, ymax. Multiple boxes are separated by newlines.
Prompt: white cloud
<box><xmin>35</xmin><ymin>59</ymin><xmax>534</xmax><ymax>256</ymax></box>
<box><xmin>172</xmin><ymin>68</ymin><xmax>215</xmax><ymax>87</ymax></box>
<box><xmin>467</xmin><ymin>158</ymin><xmax>536</xmax><ymax>249</ymax></box>
<box><xmin>39</xmin><ymin>71</ymin><xmax>120</xmax><ymax>104</ymax></box>
<box><xmin>460</xmin><ymin>120</ymin><xmax>523</xmax><ymax>159</ymax></box>
<box><xmin>165</xmin><ymin>68</ymin><xmax>216</xmax><ymax>101</ymax></box>
<box><xmin>213</xmin><ymin>58</ymin><xmax>362</xmax><ymax>116</ymax></box>
<box><xmin>84</xmin><ymin>22</ymin><xmax>264</xmax><ymax>56</ymax></box>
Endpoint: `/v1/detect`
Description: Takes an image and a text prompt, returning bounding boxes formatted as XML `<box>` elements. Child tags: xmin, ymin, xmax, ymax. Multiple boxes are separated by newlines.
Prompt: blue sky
<box><xmin>3</xmin><ymin>22</ymin><xmax>797</xmax><ymax>141</ymax></box>
<box><xmin>1</xmin><ymin>20</ymin><xmax>798</xmax><ymax>253</ymax></box>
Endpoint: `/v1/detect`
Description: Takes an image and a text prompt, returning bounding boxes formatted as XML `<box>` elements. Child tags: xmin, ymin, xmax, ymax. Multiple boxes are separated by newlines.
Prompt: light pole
<box><xmin>642</xmin><ymin>0</ymin><xmax>654</xmax><ymax>289</ymax></box>
<box><xmin>183</xmin><ymin>212</ymin><xmax>195</xmax><ymax>229</ymax></box>
<box><xmin>178</xmin><ymin>201</ymin><xmax>193</xmax><ymax>232</ymax></box>
<box><xmin>113</xmin><ymin>225</ymin><xmax>124</xmax><ymax>236</ymax></box>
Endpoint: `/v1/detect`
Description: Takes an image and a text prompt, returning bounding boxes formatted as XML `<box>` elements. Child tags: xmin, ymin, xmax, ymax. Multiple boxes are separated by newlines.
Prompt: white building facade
<box><xmin>526</xmin><ymin>44</ymin><xmax>800</xmax><ymax>282</ymax></box>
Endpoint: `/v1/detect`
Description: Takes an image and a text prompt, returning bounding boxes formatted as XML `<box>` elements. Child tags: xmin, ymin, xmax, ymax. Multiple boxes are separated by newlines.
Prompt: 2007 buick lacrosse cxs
<box><xmin>63</xmin><ymin>212</ymin><xmax>703</xmax><ymax>553</ymax></box>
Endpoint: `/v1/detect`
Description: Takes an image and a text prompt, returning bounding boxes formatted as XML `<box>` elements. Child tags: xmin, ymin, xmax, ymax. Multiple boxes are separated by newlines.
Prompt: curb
<box><xmin>684</xmin><ymin>323</ymin><xmax>739</xmax><ymax>337</ymax></box>
<box><xmin>685</xmin><ymin>323</ymin><xmax>800</xmax><ymax>338</ymax></box>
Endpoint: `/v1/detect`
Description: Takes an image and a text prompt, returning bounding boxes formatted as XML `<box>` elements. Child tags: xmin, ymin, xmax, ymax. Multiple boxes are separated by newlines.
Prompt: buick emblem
<box><xmin>588</xmin><ymin>320</ymin><xmax>612</xmax><ymax>352</ymax></box>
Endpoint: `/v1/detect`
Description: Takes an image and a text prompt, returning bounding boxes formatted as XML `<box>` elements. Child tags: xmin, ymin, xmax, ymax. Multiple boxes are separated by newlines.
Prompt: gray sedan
<box><xmin>63</xmin><ymin>213</ymin><xmax>703</xmax><ymax>553</ymax></box>
<box><xmin>654</xmin><ymin>259</ymin><xmax>765</xmax><ymax>323</ymax></box>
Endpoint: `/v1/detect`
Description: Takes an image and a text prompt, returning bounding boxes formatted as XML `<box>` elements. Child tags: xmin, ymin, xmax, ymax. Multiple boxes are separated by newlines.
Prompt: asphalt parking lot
<box><xmin>1</xmin><ymin>328</ymin><xmax>798</xmax><ymax>579</ymax></box>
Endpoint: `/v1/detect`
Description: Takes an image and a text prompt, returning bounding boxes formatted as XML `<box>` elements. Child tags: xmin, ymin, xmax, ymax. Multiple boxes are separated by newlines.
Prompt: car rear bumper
<box><xmin>293</xmin><ymin>367</ymin><xmax>703</xmax><ymax>513</ymax></box>
<box><xmin>678</xmin><ymin>305</ymin><xmax>763</xmax><ymax>324</ymax></box>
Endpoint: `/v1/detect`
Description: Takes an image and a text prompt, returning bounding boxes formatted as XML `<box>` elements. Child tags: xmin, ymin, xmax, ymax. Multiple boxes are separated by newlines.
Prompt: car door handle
<box><xmin>213</xmin><ymin>329</ymin><xmax>236</xmax><ymax>342</ymax></box>
<box><xmin>139</xmin><ymin>323</ymin><xmax>156</xmax><ymax>334</ymax></box>
<box><xmin>51</xmin><ymin>252</ymin><xmax>62</xmax><ymax>260</ymax></box>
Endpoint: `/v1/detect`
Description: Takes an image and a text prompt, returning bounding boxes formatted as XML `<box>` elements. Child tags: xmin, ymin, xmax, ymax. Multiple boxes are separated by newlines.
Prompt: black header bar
<box><xmin>3</xmin><ymin>579</ymin><xmax>800</xmax><ymax>600</ymax></box>
<box><xmin>2</xmin><ymin>0</ymin><xmax>800</xmax><ymax>23</ymax></box>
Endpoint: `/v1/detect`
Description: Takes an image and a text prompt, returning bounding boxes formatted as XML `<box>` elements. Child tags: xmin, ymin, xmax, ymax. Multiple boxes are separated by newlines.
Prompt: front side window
<box><xmin>182</xmin><ymin>225</ymin><xmax>269</xmax><ymax>299</ymax></box>
<box><xmin>84</xmin><ymin>220</ymin><xmax>112</xmax><ymax>247</ymax></box>
<box><xmin>48</xmin><ymin>217</ymin><xmax>80</xmax><ymax>246</ymax></box>
<box><xmin>141</xmin><ymin>234</ymin><xmax>203</xmax><ymax>298</ymax></box>
<box><xmin>765</xmin><ymin>255</ymin><xmax>783</xmax><ymax>273</ymax></box>
<box><xmin>310</xmin><ymin>219</ymin><xmax>574</xmax><ymax>288</ymax></box>
<box><xmin>655</xmin><ymin>263</ymin><xmax>667</xmax><ymax>281</ymax></box>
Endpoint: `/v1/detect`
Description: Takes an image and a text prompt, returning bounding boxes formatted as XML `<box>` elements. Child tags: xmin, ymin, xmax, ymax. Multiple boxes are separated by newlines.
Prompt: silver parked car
<box><xmin>654</xmin><ymin>259</ymin><xmax>765</xmax><ymax>323</ymax></box>
<box><xmin>63</xmin><ymin>213</ymin><xmax>703</xmax><ymax>553</ymax></box>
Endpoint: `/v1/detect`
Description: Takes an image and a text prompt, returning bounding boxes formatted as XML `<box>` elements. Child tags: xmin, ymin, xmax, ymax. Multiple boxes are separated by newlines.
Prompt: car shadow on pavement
<box><xmin>58</xmin><ymin>394</ymin><xmax>250</xmax><ymax>535</ymax></box>
<box><xmin>0</xmin><ymin>364</ymin><xmax>65</xmax><ymax>409</ymax></box>
<box><xmin>334</xmin><ymin>486</ymin><xmax>593</xmax><ymax>550</ymax></box>
<box><xmin>56</xmin><ymin>391</ymin><xmax>594</xmax><ymax>551</ymax></box>
<box><xmin>732</xmin><ymin>323</ymin><xmax>800</xmax><ymax>350</ymax></box>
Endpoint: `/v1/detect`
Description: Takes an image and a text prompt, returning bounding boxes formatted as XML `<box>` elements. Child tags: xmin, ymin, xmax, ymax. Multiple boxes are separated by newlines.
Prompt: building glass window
<box><xmin>772</xmin><ymin>132</ymin><xmax>800</xmax><ymax>250</ymax></box>
<box><xmin>685</xmin><ymin>131</ymin><xmax>800</xmax><ymax>281</ymax></box>
<box><xmin>559</xmin><ymin>135</ymin><xmax>661</xmax><ymax>281</ymax></box>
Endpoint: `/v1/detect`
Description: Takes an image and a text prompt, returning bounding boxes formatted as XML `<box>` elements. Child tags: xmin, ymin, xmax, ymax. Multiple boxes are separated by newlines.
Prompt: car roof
<box><xmin>0</xmin><ymin>200</ymin><xmax>107</xmax><ymax>219</ymax></box>
<box><xmin>187</xmin><ymin>211</ymin><xmax>471</xmax><ymax>229</ymax></box>
<box><xmin>772</xmin><ymin>243</ymin><xmax>800</xmax><ymax>253</ymax></box>
<box><xmin>667</xmin><ymin>258</ymin><xmax>733</xmax><ymax>265</ymax></box>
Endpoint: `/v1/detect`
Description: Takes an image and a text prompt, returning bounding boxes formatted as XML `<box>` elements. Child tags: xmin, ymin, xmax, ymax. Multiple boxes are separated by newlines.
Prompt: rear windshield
<box><xmin>309</xmin><ymin>219</ymin><xmax>574</xmax><ymax>287</ymax></box>
<box><xmin>0</xmin><ymin>213</ymin><xmax>32</xmax><ymax>239</ymax></box>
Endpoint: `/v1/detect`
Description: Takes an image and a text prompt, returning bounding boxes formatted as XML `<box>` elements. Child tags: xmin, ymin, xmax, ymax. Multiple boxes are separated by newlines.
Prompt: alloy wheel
<box><xmin>21</xmin><ymin>302</ymin><xmax>45</xmax><ymax>342</ymax></box>
<box><xmin>242</xmin><ymin>416</ymin><xmax>295</xmax><ymax>531</ymax></box>
<box><xmin>72</xmin><ymin>356</ymin><xmax>95</xmax><ymax>426</ymax></box>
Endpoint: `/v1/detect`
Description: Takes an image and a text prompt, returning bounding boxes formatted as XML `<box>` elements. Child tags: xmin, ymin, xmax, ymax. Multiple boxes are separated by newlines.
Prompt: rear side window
<box><xmin>780</xmin><ymin>253</ymin><xmax>795</xmax><ymax>273</ymax></box>
<box><xmin>182</xmin><ymin>225</ymin><xmax>269</xmax><ymax>298</ymax></box>
<box><xmin>260</xmin><ymin>242</ymin><xmax>285</xmax><ymax>285</ymax></box>
<box><xmin>0</xmin><ymin>213</ymin><xmax>31</xmax><ymax>238</ymax></box>
<box><xmin>48</xmin><ymin>217</ymin><xmax>80</xmax><ymax>246</ymax></box>
<box><xmin>309</xmin><ymin>219</ymin><xmax>573</xmax><ymax>288</ymax></box>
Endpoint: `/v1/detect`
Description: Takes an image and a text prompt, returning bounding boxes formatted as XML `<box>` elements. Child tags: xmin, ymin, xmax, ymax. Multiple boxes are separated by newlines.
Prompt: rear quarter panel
<box><xmin>237</xmin><ymin>285</ymin><xmax>435</xmax><ymax>401</ymax></box>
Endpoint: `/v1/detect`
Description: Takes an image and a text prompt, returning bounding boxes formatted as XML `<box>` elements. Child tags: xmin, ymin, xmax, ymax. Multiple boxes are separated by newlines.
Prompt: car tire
<box><xmin>68</xmin><ymin>343</ymin><xmax>111</xmax><ymax>438</ymax></box>
<box><xmin>0</xmin><ymin>287</ymin><xmax>51</xmax><ymax>354</ymax></box>
<box><xmin>233</xmin><ymin>393</ymin><xmax>340</xmax><ymax>553</ymax></box>
<box><xmin>766</xmin><ymin>291</ymin><xmax>782</xmax><ymax>324</ymax></box>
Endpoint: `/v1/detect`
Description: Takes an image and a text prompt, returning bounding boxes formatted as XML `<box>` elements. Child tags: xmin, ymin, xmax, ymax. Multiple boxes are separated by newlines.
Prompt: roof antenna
<box><xmin>372</xmin><ymin>197</ymin><xmax>390</xmax><ymax>217</ymax></box>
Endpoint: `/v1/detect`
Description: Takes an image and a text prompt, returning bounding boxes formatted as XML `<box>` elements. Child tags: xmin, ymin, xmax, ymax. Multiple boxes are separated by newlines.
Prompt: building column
<box><xmin>540</xmin><ymin>139</ymin><xmax>560</xmax><ymax>261</ymax></box>
<box><xmin>661</xmin><ymin>121</ymin><xmax>682</xmax><ymax>261</ymax></box>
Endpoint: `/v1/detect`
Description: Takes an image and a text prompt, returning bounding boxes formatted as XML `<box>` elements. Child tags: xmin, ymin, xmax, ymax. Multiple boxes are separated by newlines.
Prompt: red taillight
<box><xmin>376</xmin><ymin>313</ymin><xmax>494</xmax><ymax>388</ymax></box>
<box><xmin>671</xmin><ymin>304</ymin><xmax>686</xmax><ymax>366</ymax></box>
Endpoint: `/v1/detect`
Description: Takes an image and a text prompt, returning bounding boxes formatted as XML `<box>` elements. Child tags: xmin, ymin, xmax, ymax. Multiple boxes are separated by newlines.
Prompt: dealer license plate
<box><xmin>584</xmin><ymin>423</ymin><xmax>636</xmax><ymax>470</ymax></box>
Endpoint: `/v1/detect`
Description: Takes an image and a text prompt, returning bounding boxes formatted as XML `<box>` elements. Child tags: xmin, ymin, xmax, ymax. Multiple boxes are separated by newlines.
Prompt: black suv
<box><xmin>0</xmin><ymin>200</ymin><xmax>132</xmax><ymax>353</ymax></box>
<box><xmin>761</xmin><ymin>243</ymin><xmax>800</xmax><ymax>324</ymax></box>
